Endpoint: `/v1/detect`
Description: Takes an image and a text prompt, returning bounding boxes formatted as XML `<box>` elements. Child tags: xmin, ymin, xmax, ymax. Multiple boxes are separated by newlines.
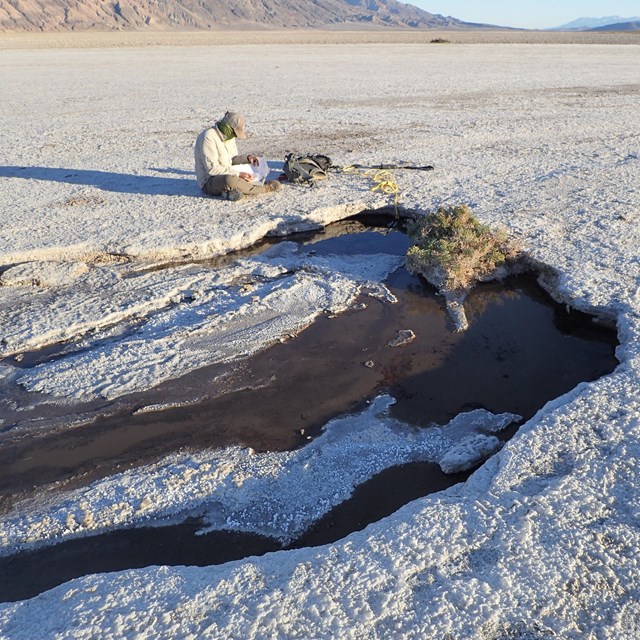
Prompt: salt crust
<box><xmin>0</xmin><ymin>260</ymin><xmax>89</xmax><ymax>287</ymax></box>
<box><xmin>0</xmin><ymin>43</ymin><xmax>639</xmax><ymax>638</ymax></box>
<box><xmin>10</xmin><ymin>247</ymin><xmax>403</xmax><ymax>399</ymax></box>
<box><xmin>0</xmin><ymin>398</ymin><xmax>520</xmax><ymax>554</ymax></box>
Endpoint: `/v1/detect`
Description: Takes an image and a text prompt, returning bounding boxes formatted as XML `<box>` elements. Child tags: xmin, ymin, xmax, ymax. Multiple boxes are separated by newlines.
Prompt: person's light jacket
<box><xmin>194</xmin><ymin>126</ymin><xmax>244</xmax><ymax>188</ymax></box>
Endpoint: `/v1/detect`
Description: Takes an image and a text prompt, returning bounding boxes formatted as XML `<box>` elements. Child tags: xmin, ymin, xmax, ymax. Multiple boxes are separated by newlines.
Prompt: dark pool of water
<box><xmin>385</xmin><ymin>268</ymin><xmax>618</xmax><ymax>427</ymax></box>
<box><xmin>0</xmin><ymin>216</ymin><xmax>619</xmax><ymax>602</ymax></box>
<box><xmin>0</xmin><ymin>524</ymin><xmax>281</xmax><ymax>603</ymax></box>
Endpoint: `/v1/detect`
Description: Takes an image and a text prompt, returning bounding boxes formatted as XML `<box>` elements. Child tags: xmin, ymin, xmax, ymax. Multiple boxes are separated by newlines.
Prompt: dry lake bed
<box><xmin>0</xmin><ymin>31</ymin><xmax>639</xmax><ymax>639</ymax></box>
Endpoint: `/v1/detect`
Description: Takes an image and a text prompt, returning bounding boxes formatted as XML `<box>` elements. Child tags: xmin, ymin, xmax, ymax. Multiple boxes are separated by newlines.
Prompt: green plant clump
<box><xmin>407</xmin><ymin>205</ymin><xmax>519</xmax><ymax>292</ymax></box>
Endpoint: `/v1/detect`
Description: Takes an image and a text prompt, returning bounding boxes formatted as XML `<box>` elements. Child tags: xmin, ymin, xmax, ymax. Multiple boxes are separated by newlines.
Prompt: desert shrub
<box><xmin>406</xmin><ymin>205</ymin><xmax>520</xmax><ymax>292</ymax></box>
<box><xmin>430</xmin><ymin>38</ymin><xmax>451</xmax><ymax>43</ymax></box>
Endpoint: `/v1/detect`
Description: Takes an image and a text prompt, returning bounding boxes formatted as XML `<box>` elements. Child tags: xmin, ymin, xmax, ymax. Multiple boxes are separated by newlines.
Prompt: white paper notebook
<box><xmin>233</xmin><ymin>157</ymin><xmax>270</xmax><ymax>184</ymax></box>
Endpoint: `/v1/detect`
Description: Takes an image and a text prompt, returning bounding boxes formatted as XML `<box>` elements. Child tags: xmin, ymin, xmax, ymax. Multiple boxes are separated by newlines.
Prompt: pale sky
<box><xmin>409</xmin><ymin>0</ymin><xmax>640</xmax><ymax>29</ymax></box>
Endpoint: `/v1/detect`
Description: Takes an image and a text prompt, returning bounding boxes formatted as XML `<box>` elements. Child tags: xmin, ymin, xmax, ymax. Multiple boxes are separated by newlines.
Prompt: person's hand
<box><xmin>238</xmin><ymin>172</ymin><xmax>253</xmax><ymax>181</ymax></box>
<box><xmin>247</xmin><ymin>155</ymin><xmax>259</xmax><ymax>166</ymax></box>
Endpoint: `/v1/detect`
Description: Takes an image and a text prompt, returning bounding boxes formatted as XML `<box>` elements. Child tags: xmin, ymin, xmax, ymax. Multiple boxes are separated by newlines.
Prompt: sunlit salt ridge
<box><xmin>0</xmin><ymin>165</ymin><xmax>387</xmax><ymax>265</ymax></box>
<box><xmin>0</xmin><ymin>396</ymin><xmax>520</xmax><ymax>555</ymax></box>
<box><xmin>0</xmin><ymin>41</ymin><xmax>639</xmax><ymax>638</ymax></box>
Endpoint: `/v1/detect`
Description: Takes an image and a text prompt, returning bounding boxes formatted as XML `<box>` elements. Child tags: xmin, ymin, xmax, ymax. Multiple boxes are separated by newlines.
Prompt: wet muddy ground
<box><xmin>0</xmin><ymin>218</ymin><xmax>619</xmax><ymax>601</ymax></box>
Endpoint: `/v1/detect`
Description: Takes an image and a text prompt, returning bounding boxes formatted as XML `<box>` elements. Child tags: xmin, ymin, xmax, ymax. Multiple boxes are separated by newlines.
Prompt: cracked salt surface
<box><xmin>0</xmin><ymin>41</ymin><xmax>638</xmax><ymax>639</ymax></box>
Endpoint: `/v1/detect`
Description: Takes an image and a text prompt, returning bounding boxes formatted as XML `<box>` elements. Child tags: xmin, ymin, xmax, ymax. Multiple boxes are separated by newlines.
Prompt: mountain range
<box><xmin>0</xmin><ymin>0</ymin><xmax>494</xmax><ymax>32</ymax></box>
<box><xmin>551</xmin><ymin>15</ymin><xmax>640</xmax><ymax>30</ymax></box>
<box><xmin>591</xmin><ymin>20</ymin><xmax>640</xmax><ymax>31</ymax></box>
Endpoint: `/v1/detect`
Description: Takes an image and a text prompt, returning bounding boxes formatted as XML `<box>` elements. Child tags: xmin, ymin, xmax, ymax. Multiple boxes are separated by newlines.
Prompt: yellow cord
<box><xmin>342</xmin><ymin>166</ymin><xmax>400</xmax><ymax>214</ymax></box>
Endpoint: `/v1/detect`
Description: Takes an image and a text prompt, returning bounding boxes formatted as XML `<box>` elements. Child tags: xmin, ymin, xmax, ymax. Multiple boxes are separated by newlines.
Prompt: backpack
<box><xmin>282</xmin><ymin>153</ymin><xmax>332</xmax><ymax>185</ymax></box>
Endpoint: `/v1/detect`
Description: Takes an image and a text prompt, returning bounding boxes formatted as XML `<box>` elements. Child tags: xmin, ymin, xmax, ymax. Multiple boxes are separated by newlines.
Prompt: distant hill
<box><xmin>0</xmin><ymin>0</ymin><xmax>498</xmax><ymax>32</ymax></box>
<box><xmin>591</xmin><ymin>21</ymin><xmax>640</xmax><ymax>31</ymax></box>
<box><xmin>551</xmin><ymin>15</ymin><xmax>640</xmax><ymax>31</ymax></box>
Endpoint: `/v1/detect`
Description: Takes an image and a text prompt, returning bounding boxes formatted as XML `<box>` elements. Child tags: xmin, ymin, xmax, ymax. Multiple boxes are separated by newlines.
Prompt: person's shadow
<box><xmin>0</xmin><ymin>166</ymin><xmax>203</xmax><ymax>197</ymax></box>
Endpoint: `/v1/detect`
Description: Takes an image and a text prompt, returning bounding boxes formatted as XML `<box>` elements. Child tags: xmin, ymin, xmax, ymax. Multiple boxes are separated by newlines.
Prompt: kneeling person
<box><xmin>194</xmin><ymin>111</ymin><xmax>281</xmax><ymax>201</ymax></box>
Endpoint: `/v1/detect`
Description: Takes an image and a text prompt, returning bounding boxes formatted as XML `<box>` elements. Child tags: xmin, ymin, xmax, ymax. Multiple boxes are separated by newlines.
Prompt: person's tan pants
<box><xmin>203</xmin><ymin>174</ymin><xmax>268</xmax><ymax>196</ymax></box>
